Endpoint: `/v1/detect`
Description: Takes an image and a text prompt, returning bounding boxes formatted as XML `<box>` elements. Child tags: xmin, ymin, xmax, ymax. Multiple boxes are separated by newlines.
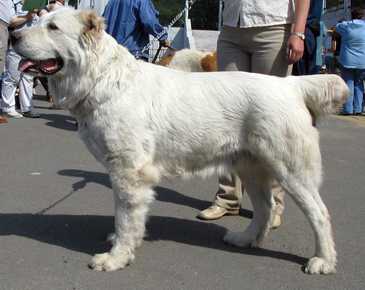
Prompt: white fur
<box><xmin>162</xmin><ymin>49</ymin><xmax>212</xmax><ymax>72</ymax></box>
<box><xmin>14</xmin><ymin>9</ymin><xmax>349</xmax><ymax>274</ymax></box>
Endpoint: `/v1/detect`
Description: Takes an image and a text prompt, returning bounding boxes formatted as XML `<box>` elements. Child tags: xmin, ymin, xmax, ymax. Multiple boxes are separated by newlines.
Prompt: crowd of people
<box><xmin>0</xmin><ymin>0</ymin><xmax>65</xmax><ymax>124</ymax></box>
<box><xmin>332</xmin><ymin>8</ymin><xmax>365</xmax><ymax>116</ymax></box>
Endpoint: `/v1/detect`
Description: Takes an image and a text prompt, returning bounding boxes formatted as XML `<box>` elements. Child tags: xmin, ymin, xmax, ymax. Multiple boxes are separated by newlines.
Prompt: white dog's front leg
<box><xmin>89</xmin><ymin>184</ymin><xmax>155</xmax><ymax>271</ymax></box>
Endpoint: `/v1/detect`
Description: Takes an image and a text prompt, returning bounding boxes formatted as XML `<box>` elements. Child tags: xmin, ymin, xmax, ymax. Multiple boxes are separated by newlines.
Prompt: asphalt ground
<box><xmin>0</xmin><ymin>97</ymin><xmax>364</xmax><ymax>290</ymax></box>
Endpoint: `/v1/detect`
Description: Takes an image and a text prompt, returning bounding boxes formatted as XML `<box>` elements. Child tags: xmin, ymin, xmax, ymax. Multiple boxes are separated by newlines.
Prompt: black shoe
<box><xmin>22</xmin><ymin>111</ymin><xmax>40</xmax><ymax>118</ymax></box>
<box><xmin>355</xmin><ymin>112</ymin><xmax>364</xmax><ymax>116</ymax></box>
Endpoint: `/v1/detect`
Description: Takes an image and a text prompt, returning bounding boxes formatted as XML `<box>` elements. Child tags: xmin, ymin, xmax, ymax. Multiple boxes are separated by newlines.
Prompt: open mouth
<box><xmin>18</xmin><ymin>58</ymin><xmax>64</xmax><ymax>75</ymax></box>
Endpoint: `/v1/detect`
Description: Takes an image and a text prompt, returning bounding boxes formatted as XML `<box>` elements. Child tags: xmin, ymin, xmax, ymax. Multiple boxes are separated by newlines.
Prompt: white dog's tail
<box><xmin>292</xmin><ymin>74</ymin><xmax>349</xmax><ymax>119</ymax></box>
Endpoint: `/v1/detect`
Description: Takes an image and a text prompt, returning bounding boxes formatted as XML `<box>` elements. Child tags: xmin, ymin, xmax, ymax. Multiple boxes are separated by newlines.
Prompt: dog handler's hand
<box><xmin>287</xmin><ymin>34</ymin><xmax>305</xmax><ymax>64</ymax></box>
<box><xmin>159</xmin><ymin>40</ymin><xmax>170</xmax><ymax>48</ymax></box>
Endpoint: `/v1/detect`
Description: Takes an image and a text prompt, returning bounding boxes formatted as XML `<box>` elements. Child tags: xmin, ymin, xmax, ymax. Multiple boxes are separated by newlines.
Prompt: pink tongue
<box><xmin>19</xmin><ymin>59</ymin><xmax>37</xmax><ymax>72</ymax></box>
<box><xmin>39</xmin><ymin>59</ymin><xmax>58</xmax><ymax>72</ymax></box>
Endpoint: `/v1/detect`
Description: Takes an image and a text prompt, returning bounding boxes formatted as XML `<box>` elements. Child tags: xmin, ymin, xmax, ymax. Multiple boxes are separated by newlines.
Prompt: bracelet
<box><xmin>291</xmin><ymin>32</ymin><xmax>305</xmax><ymax>41</ymax></box>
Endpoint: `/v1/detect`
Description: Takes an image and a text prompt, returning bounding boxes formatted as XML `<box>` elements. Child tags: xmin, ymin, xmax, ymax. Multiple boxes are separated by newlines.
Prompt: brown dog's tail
<box><xmin>293</xmin><ymin>74</ymin><xmax>349</xmax><ymax>120</ymax></box>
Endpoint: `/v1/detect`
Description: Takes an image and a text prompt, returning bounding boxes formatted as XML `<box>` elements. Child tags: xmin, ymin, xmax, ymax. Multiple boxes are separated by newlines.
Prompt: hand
<box><xmin>159</xmin><ymin>39</ymin><xmax>170</xmax><ymax>48</ymax></box>
<box><xmin>25</xmin><ymin>11</ymin><xmax>35</xmax><ymax>21</ymax></box>
<box><xmin>287</xmin><ymin>34</ymin><xmax>305</xmax><ymax>64</ymax></box>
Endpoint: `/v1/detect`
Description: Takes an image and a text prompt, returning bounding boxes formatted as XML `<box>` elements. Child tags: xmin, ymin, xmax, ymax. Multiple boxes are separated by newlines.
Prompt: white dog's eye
<box><xmin>48</xmin><ymin>23</ymin><xmax>59</xmax><ymax>31</ymax></box>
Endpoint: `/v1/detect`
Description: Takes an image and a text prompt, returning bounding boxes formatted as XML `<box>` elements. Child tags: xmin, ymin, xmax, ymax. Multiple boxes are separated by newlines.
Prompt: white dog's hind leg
<box><xmin>224</xmin><ymin>175</ymin><xmax>273</xmax><ymax>248</ymax></box>
<box><xmin>89</xmin><ymin>169</ymin><xmax>156</xmax><ymax>271</ymax></box>
<box><xmin>280</xmin><ymin>178</ymin><xmax>336</xmax><ymax>275</ymax></box>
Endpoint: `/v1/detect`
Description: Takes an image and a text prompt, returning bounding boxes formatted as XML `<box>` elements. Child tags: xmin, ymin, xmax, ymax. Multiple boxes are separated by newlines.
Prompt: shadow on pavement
<box><xmin>0</xmin><ymin>213</ymin><xmax>307</xmax><ymax>266</ymax></box>
<box><xmin>23</xmin><ymin>169</ymin><xmax>298</xmax><ymax>263</ymax></box>
<box><xmin>58</xmin><ymin>169</ymin><xmax>252</xmax><ymax>218</ymax></box>
<box><xmin>59</xmin><ymin>169</ymin><xmax>111</xmax><ymax>189</ymax></box>
<box><xmin>39</xmin><ymin>113</ymin><xmax>78</xmax><ymax>131</ymax></box>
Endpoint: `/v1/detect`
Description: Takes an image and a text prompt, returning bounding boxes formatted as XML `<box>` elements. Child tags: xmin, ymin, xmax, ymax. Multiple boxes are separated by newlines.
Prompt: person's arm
<box><xmin>8</xmin><ymin>12</ymin><xmax>35</xmax><ymax>29</ymax></box>
<box><xmin>329</xmin><ymin>27</ymin><xmax>341</xmax><ymax>53</ymax></box>
<box><xmin>38</xmin><ymin>8</ymin><xmax>48</xmax><ymax>17</ymax></box>
<box><xmin>335</xmin><ymin>21</ymin><xmax>347</xmax><ymax>34</ymax></box>
<box><xmin>138</xmin><ymin>0</ymin><xmax>168</xmax><ymax>42</ymax></box>
<box><xmin>287</xmin><ymin>0</ymin><xmax>311</xmax><ymax>64</ymax></box>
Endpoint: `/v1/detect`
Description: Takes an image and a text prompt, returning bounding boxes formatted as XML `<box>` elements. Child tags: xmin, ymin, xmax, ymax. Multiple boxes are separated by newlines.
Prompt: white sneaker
<box><xmin>3</xmin><ymin>111</ymin><xmax>23</xmax><ymax>118</ymax></box>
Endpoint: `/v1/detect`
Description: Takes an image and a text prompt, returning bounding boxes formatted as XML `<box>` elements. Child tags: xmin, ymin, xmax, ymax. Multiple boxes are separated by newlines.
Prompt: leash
<box><xmin>139</xmin><ymin>0</ymin><xmax>198</xmax><ymax>60</ymax></box>
<box><xmin>152</xmin><ymin>42</ymin><xmax>177</xmax><ymax>63</ymax></box>
<box><xmin>152</xmin><ymin>43</ymin><xmax>163</xmax><ymax>63</ymax></box>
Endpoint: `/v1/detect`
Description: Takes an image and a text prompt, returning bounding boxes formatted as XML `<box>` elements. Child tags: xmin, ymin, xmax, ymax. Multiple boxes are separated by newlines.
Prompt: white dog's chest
<box><xmin>78</xmin><ymin>123</ymin><xmax>111</xmax><ymax>165</ymax></box>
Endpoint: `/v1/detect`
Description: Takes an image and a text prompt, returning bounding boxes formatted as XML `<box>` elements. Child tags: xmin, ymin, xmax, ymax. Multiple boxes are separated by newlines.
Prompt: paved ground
<box><xmin>0</xmin><ymin>97</ymin><xmax>365</xmax><ymax>290</ymax></box>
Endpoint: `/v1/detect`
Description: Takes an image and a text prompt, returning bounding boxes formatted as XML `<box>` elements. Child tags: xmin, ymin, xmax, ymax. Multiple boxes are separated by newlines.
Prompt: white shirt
<box><xmin>0</xmin><ymin>0</ymin><xmax>14</xmax><ymax>24</ymax></box>
<box><xmin>8</xmin><ymin>1</ymin><xmax>38</xmax><ymax>49</ymax></box>
<box><xmin>222</xmin><ymin>0</ymin><xmax>295</xmax><ymax>28</ymax></box>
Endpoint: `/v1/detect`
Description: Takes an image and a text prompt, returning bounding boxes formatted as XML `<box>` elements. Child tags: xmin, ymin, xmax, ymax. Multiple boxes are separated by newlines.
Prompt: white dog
<box><xmin>13</xmin><ymin>9</ymin><xmax>349</xmax><ymax>274</ymax></box>
<box><xmin>157</xmin><ymin>49</ymin><xmax>217</xmax><ymax>72</ymax></box>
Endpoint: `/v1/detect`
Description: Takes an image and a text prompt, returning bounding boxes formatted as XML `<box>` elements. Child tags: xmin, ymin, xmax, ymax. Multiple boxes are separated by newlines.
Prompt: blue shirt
<box><xmin>336</xmin><ymin>19</ymin><xmax>365</xmax><ymax>69</ymax></box>
<box><xmin>103</xmin><ymin>0</ymin><xmax>167</xmax><ymax>59</ymax></box>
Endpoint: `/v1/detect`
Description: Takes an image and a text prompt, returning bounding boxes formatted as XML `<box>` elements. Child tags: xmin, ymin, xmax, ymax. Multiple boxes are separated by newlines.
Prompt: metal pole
<box><xmin>185</xmin><ymin>0</ymin><xmax>189</xmax><ymax>24</ymax></box>
<box><xmin>218</xmin><ymin>0</ymin><xmax>223</xmax><ymax>31</ymax></box>
<box><xmin>184</xmin><ymin>0</ymin><xmax>189</xmax><ymax>48</ymax></box>
<box><xmin>344</xmin><ymin>0</ymin><xmax>351</xmax><ymax>20</ymax></box>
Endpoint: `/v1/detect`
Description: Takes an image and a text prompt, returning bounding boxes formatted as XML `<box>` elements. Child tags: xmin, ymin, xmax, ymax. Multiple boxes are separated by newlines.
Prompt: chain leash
<box><xmin>138</xmin><ymin>0</ymin><xmax>198</xmax><ymax>58</ymax></box>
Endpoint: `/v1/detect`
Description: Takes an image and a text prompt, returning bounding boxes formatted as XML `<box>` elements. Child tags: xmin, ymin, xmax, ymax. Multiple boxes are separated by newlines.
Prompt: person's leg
<box><xmin>38</xmin><ymin>77</ymin><xmax>51</xmax><ymax>100</ymax></box>
<box><xmin>362</xmin><ymin>71</ymin><xmax>365</xmax><ymax>113</ymax></box>
<box><xmin>1</xmin><ymin>49</ymin><xmax>23</xmax><ymax>118</ymax></box>
<box><xmin>224</xmin><ymin>170</ymin><xmax>273</xmax><ymax>248</ymax></box>
<box><xmin>198</xmin><ymin>173</ymin><xmax>242</xmax><ymax>220</ymax></box>
<box><xmin>249</xmin><ymin>24</ymin><xmax>292</xmax><ymax>227</ymax></box>
<box><xmin>0</xmin><ymin>22</ymin><xmax>9</xmax><ymax>123</ymax></box>
<box><xmin>271</xmin><ymin>181</ymin><xmax>285</xmax><ymax>228</ymax></box>
<box><xmin>19</xmin><ymin>72</ymin><xmax>39</xmax><ymax>118</ymax></box>
<box><xmin>217</xmin><ymin>26</ymin><xmax>251</xmax><ymax>72</ymax></box>
<box><xmin>197</xmin><ymin>26</ymin><xmax>249</xmax><ymax>220</ymax></box>
<box><xmin>250</xmin><ymin>24</ymin><xmax>292</xmax><ymax>76</ymax></box>
<box><xmin>19</xmin><ymin>73</ymin><xmax>33</xmax><ymax>112</ymax></box>
<box><xmin>0</xmin><ymin>20</ymin><xmax>8</xmax><ymax>75</ymax></box>
<box><xmin>341</xmin><ymin>67</ymin><xmax>354</xmax><ymax>114</ymax></box>
<box><xmin>353</xmin><ymin>69</ymin><xmax>364</xmax><ymax>114</ymax></box>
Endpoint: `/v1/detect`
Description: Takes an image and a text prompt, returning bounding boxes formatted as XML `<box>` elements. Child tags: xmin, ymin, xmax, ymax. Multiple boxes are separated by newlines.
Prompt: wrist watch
<box><xmin>291</xmin><ymin>32</ymin><xmax>305</xmax><ymax>41</ymax></box>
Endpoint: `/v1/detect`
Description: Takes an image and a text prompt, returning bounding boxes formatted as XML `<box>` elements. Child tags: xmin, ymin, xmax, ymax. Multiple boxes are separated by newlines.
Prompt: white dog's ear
<box><xmin>80</xmin><ymin>10</ymin><xmax>105</xmax><ymax>41</ymax></box>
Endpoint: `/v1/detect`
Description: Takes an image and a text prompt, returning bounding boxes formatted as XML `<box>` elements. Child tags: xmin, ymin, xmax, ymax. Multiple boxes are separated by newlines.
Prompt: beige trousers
<box><xmin>214</xmin><ymin>24</ymin><xmax>292</xmax><ymax>215</ymax></box>
<box><xmin>0</xmin><ymin>19</ymin><xmax>9</xmax><ymax>74</ymax></box>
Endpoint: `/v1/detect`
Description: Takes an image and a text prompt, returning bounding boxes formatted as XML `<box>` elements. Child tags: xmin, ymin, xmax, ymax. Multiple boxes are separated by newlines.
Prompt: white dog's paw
<box><xmin>223</xmin><ymin>231</ymin><xmax>255</xmax><ymax>248</ymax></box>
<box><xmin>304</xmin><ymin>257</ymin><xmax>336</xmax><ymax>275</ymax></box>
<box><xmin>89</xmin><ymin>252</ymin><xmax>134</xmax><ymax>271</ymax></box>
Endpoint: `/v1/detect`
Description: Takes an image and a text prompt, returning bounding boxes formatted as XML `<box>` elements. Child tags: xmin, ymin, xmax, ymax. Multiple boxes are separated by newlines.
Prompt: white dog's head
<box><xmin>12</xmin><ymin>8</ymin><xmax>136</xmax><ymax>110</ymax></box>
<box><xmin>13</xmin><ymin>8</ymin><xmax>105</xmax><ymax>77</ymax></box>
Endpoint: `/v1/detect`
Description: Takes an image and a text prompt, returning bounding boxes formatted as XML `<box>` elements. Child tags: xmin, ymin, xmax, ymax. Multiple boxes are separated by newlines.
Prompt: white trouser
<box><xmin>1</xmin><ymin>48</ymin><xmax>33</xmax><ymax>113</ymax></box>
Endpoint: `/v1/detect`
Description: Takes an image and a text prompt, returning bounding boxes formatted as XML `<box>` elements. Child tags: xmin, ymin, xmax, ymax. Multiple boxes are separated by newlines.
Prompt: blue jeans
<box><xmin>341</xmin><ymin>67</ymin><xmax>365</xmax><ymax>114</ymax></box>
